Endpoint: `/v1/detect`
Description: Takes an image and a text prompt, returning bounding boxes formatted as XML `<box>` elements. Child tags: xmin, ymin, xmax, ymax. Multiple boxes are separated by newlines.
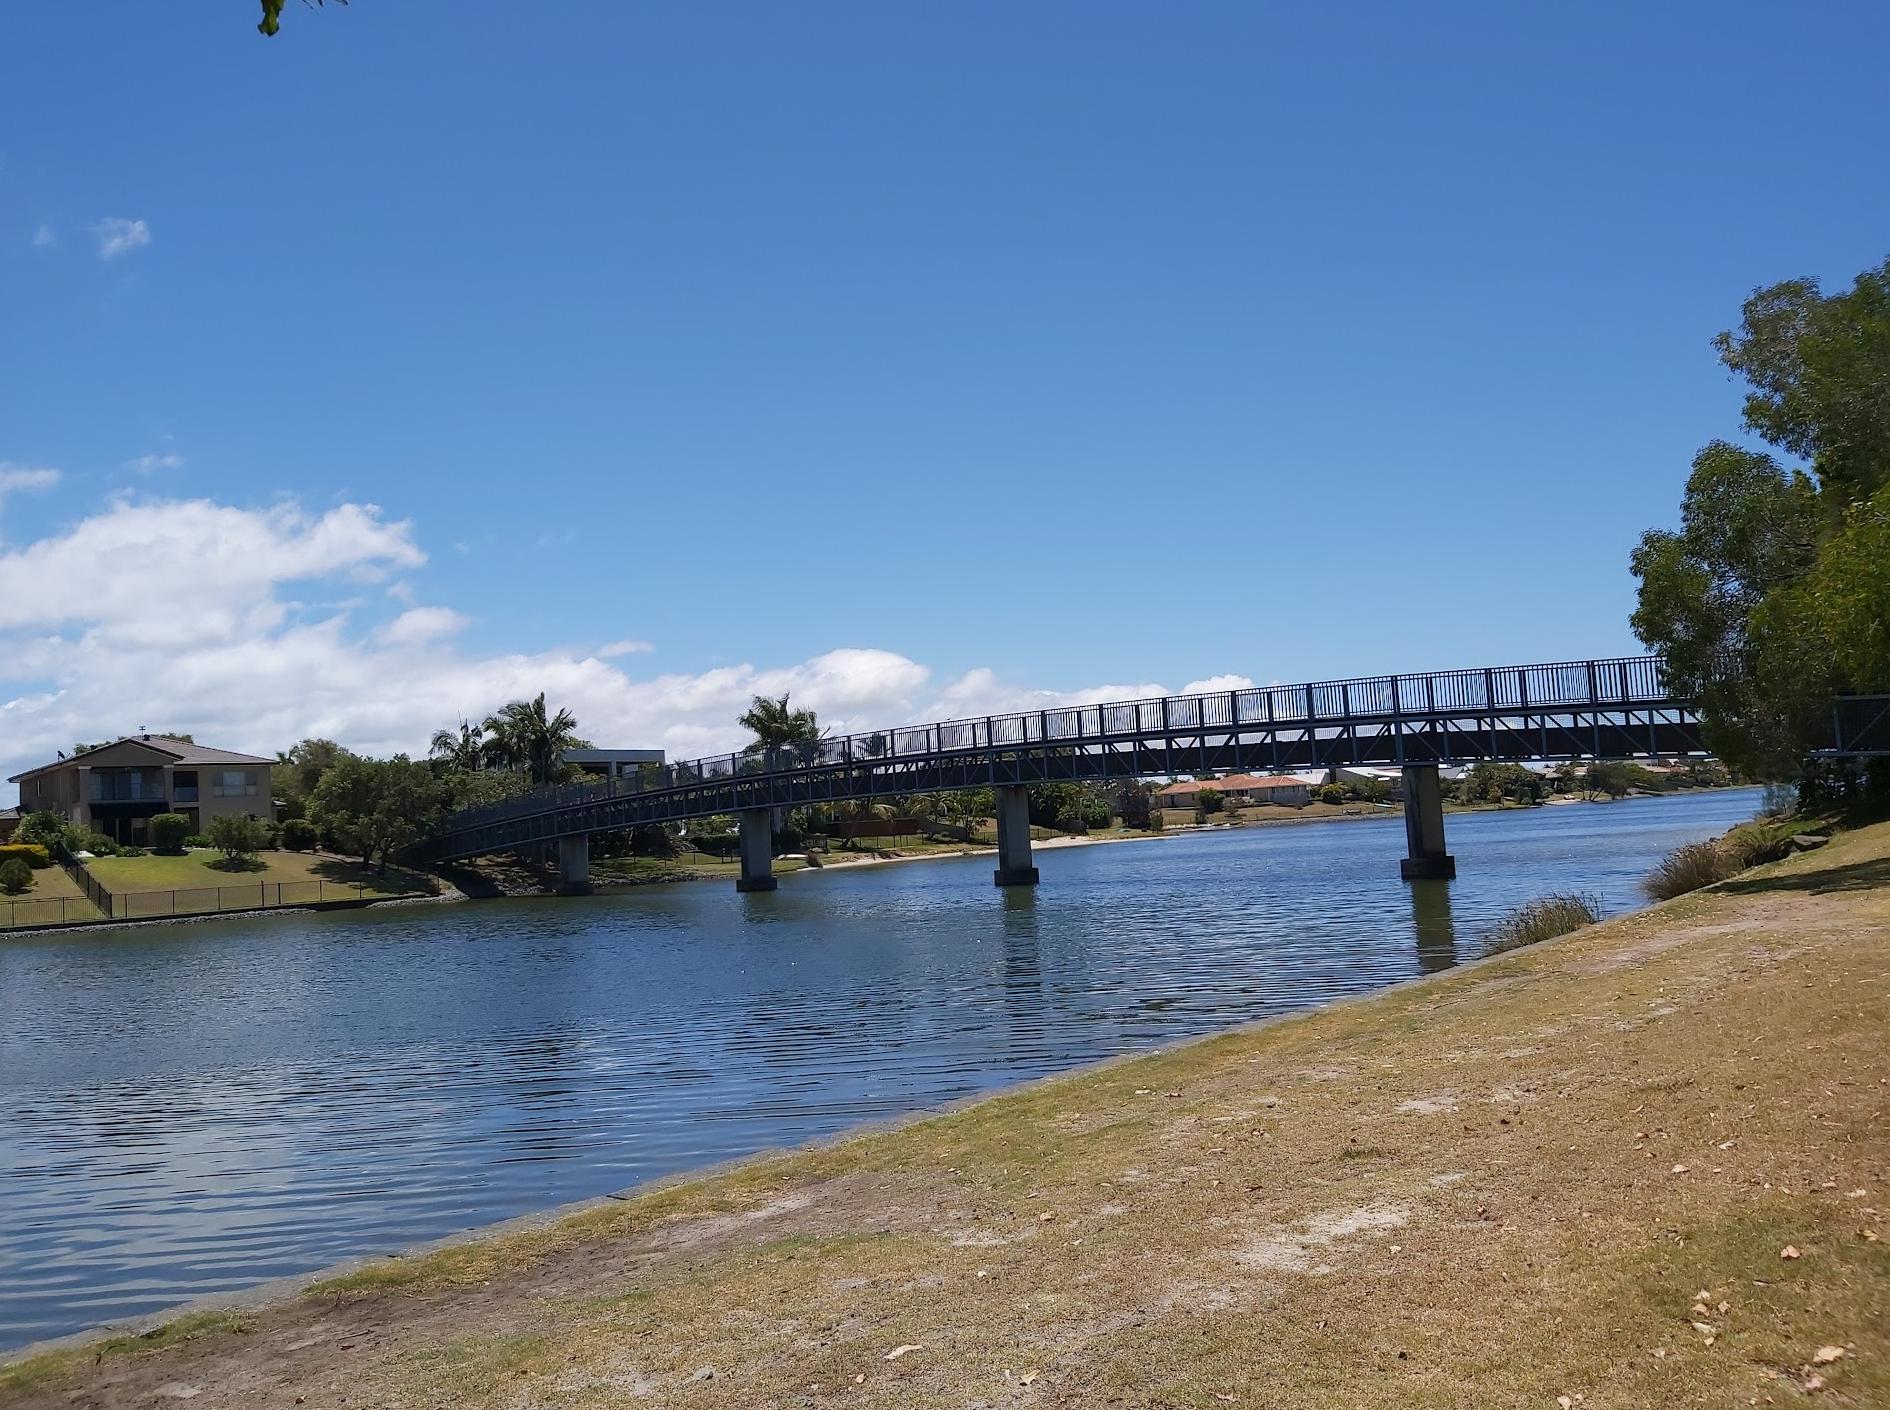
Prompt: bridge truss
<box><xmin>416</xmin><ymin>655</ymin><xmax>1718</xmax><ymax>863</ymax></box>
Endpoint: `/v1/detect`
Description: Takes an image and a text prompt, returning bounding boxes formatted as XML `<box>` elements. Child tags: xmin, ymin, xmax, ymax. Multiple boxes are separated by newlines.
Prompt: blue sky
<box><xmin>1</xmin><ymin>2</ymin><xmax>1886</xmax><ymax>776</ymax></box>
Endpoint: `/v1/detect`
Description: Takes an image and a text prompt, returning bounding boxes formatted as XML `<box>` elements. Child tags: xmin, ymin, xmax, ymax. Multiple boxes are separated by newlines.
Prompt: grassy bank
<box><xmin>6</xmin><ymin>824</ymin><xmax>1887</xmax><ymax>1408</ymax></box>
<box><xmin>84</xmin><ymin>849</ymin><xmax>436</xmax><ymax>916</ymax></box>
<box><xmin>0</xmin><ymin>865</ymin><xmax>104</xmax><ymax>927</ymax></box>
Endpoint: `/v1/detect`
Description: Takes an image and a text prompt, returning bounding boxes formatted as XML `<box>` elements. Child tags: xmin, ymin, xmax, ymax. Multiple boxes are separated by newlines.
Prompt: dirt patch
<box><xmin>1231</xmin><ymin>1202</ymin><xmax>1410</xmax><ymax>1274</ymax></box>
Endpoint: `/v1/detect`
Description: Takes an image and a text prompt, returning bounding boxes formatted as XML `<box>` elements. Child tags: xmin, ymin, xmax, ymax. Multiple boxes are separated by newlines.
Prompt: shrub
<box><xmin>279</xmin><ymin>817</ymin><xmax>318</xmax><ymax>852</ymax></box>
<box><xmin>1759</xmin><ymin>781</ymin><xmax>1798</xmax><ymax>817</ymax></box>
<box><xmin>184</xmin><ymin>834</ymin><xmax>211</xmax><ymax>849</ymax></box>
<box><xmin>68</xmin><ymin>829</ymin><xmax>119</xmax><ymax>857</ymax></box>
<box><xmin>1488</xmin><ymin>893</ymin><xmax>1602</xmax><ymax>954</ymax></box>
<box><xmin>1643</xmin><ymin>840</ymin><xmax>1740</xmax><ymax>901</ymax></box>
<box><xmin>1055</xmin><ymin>806</ymin><xmax>1090</xmax><ymax>834</ymax></box>
<box><xmin>206</xmin><ymin>814</ymin><xmax>266</xmax><ymax>863</ymax></box>
<box><xmin>0</xmin><ymin>857</ymin><xmax>34</xmax><ymax>895</ymax></box>
<box><xmin>16</xmin><ymin>811</ymin><xmax>69</xmax><ymax>851</ymax></box>
<box><xmin>629</xmin><ymin>823</ymin><xmax>677</xmax><ymax>858</ymax></box>
<box><xmin>0</xmin><ymin>842</ymin><xmax>52</xmax><ymax>869</ymax></box>
<box><xmin>259</xmin><ymin>820</ymin><xmax>282</xmax><ymax>850</ymax></box>
<box><xmin>118</xmin><ymin>845</ymin><xmax>149</xmax><ymax>858</ymax></box>
<box><xmin>1723</xmin><ymin>822</ymin><xmax>1793</xmax><ymax>868</ymax></box>
<box><xmin>1195</xmin><ymin>788</ymin><xmax>1225</xmax><ymax>818</ymax></box>
<box><xmin>1317</xmin><ymin>783</ymin><xmax>1348</xmax><ymax>805</ymax></box>
<box><xmin>150</xmin><ymin>813</ymin><xmax>192</xmax><ymax>854</ymax></box>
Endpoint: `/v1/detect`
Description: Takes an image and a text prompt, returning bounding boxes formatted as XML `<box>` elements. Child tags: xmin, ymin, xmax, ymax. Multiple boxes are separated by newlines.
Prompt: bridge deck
<box><xmin>416</xmin><ymin>655</ymin><xmax>1734</xmax><ymax>863</ymax></box>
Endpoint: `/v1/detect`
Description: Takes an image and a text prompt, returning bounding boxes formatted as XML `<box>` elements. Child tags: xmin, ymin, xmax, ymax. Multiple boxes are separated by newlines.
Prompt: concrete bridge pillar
<box><xmin>557</xmin><ymin>834</ymin><xmax>591</xmax><ymax>894</ymax></box>
<box><xmin>993</xmin><ymin>784</ymin><xmax>1039</xmax><ymax>887</ymax></box>
<box><xmin>1399</xmin><ymin>764</ymin><xmax>1456</xmax><ymax>880</ymax></box>
<box><xmin>736</xmin><ymin>807</ymin><xmax>777</xmax><ymax>893</ymax></box>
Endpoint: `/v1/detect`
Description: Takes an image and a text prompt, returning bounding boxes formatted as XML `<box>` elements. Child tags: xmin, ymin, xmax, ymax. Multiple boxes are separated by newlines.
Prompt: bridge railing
<box><xmin>430</xmin><ymin>655</ymin><xmax>1682</xmax><ymax>841</ymax></box>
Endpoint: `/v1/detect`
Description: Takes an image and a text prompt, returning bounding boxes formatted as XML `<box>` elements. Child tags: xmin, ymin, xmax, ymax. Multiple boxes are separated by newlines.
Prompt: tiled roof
<box><xmin>8</xmin><ymin>735</ymin><xmax>273</xmax><ymax>782</ymax></box>
<box><xmin>1157</xmin><ymin>773</ymin><xmax>1320</xmax><ymax>795</ymax></box>
<box><xmin>132</xmin><ymin>736</ymin><xmax>275</xmax><ymax>767</ymax></box>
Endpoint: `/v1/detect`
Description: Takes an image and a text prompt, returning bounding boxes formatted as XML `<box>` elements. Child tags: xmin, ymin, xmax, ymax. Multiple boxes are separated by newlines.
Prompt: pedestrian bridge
<box><xmin>414</xmin><ymin>653</ymin><xmax>1827</xmax><ymax>891</ymax></box>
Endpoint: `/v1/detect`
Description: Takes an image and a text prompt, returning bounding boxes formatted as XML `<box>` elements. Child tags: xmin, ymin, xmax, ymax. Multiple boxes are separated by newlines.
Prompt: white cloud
<box><xmin>597</xmin><ymin>639</ymin><xmax>654</xmax><ymax>658</ymax></box>
<box><xmin>124</xmin><ymin>453</ymin><xmax>185</xmax><ymax>474</ymax></box>
<box><xmin>0</xmin><ymin>492</ymin><xmax>1248</xmax><ymax>785</ymax></box>
<box><xmin>31</xmin><ymin>224</ymin><xmax>55</xmax><ymax>249</ymax></box>
<box><xmin>378</xmin><ymin>606</ymin><xmax>469</xmax><ymax>647</ymax></box>
<box><xmin>0</xmin><ymin>463</ymin><xmax>61</xmax><ymax>497</ymax></box>
<box><xmin>94</xmin><ymin>217</ymin><xmax>150</xmax><ymax>260</ymax></box>
<box><xmin>920</xmin><ymin>666</ymin><xmax>1171</xmax><ymax>723</ymax></box>
<box><xmin>1181</xmin><ymin>673</ymin><xmax>1256</xmax><ymax>694</ymax></box>
<box><xmin>0</xmin><ymin>462</ymin><xmax>61</xmax><ymax>538</ymax></box>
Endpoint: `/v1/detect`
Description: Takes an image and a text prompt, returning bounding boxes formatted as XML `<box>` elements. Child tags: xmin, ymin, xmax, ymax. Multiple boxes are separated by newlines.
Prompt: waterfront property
<box><xmin>6</xmin><ymin>736</ymin><xmax>274</xmax><ymax>847</ymax></box>
<box><xmin>1154</xmin><ymin>772</ymin><xmax>1322</xmax><ymax>809</ymax></box>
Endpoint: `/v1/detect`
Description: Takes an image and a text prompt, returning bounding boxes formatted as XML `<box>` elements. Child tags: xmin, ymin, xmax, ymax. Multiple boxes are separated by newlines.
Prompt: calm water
<box><xmin>0</xmin><ymin>789</ymin><xmax>1761</xmax><ymax>1349</ymax></box>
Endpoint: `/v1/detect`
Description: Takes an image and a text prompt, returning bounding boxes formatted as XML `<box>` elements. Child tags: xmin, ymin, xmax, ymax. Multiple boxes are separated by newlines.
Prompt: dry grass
<box><xmin>6</xmin><ymin>824</ymin><xmax>1889</xmax><ymax>1409</ymax></box>
<box><xmin>1643</xmin><ymin>838</ymin><xmax>1741</xmax><ymax>899</ymax></box>
<box><xmin>1485</xmin><ymin>891</ymin><xmax>1601</xmax><ymax>953</ymax></box>
<box><xmin>1722</xmin><ymin>821</ymin><xmax>1795</xmax><ymax>868</ymax></box>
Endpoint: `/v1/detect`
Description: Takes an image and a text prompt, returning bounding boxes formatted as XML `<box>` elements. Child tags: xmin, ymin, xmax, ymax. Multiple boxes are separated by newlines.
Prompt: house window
<box><xmin>215</xmin><ymin>769</ymin><xmax>254</xmax><ymax>797</ymax></box>
<box><xmin>173</xmin><ymin>770</ymin><xmax>198</xmax><ymax>803</ymax></box>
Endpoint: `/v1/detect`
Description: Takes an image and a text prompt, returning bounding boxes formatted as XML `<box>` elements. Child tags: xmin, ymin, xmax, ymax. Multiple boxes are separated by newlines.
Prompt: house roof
<box><xmin>1156</xmin><ymin>773</ymin><xmax>1320</xmax><ymax>796</ymax></box>
<box><xmin>7</xmin><ymin>734</ymin><xmax>273</xmax><ymax>784</ymax></box>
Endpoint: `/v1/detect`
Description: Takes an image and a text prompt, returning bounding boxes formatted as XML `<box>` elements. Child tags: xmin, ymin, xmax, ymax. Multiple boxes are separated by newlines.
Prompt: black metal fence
<box><xmin>110</xmin><ymin>880</ymin><xmax>378</xmax><ymax>919</ymax></box>
<box><xmin>5</xmin><ymin>863</ymin><xmax>397</xmax><ymax>930</ymax></box>
<box><xmin>1</xmin><ymin>893</ymin><xmax>102</xmax><ymax>928</ymax></box>
<box><xmin>60</xmin><ymin>855</ymin><xmax>115</xmax><ymax>919</ymax></box>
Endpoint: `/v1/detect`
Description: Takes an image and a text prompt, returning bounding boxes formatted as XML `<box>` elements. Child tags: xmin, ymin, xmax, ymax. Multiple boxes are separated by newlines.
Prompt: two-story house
<box><xmin>8</xmin><ymin>735</ymin><xmax>274</xmax><ymax>846</ymax></box>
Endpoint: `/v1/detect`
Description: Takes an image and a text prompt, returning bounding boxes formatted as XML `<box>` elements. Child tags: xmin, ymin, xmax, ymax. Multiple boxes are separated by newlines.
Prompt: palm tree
<box><xmin>738</xmin><ymin>692</ymin><xmax>824</xmax><ymax>754</ymax></box>
<box><xmin>482</xmin><ymin>693</ymin><xmax>581</xmax><ymax>785</ymax></box>
<box><xmin>428</xmin><ymin>719</ymin><xmax>486</xmax><ymax>774</ymax></box>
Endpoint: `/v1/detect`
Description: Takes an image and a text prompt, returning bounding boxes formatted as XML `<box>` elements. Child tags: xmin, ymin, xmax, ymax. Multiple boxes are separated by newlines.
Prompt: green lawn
<box><xmin>0</xmin><ymin>863</ymin><xmax>105</xmax><ymax>928</ymax></box>
<box><xmin>85</xmin><ymin>849</ymin><xmax>435</xmax><ymax>918</ymax></box>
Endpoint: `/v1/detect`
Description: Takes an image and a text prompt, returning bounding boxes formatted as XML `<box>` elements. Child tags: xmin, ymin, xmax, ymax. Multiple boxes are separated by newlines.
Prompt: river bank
<box><xmin>7</xmin><ymin>811</ymin><xmax>1882</xmax><ymax>1407</ymax></box>
<box><xmin>572</xmin><ymin>788</ymin><xmax>1746</xmax><ymax>893</ymax></box>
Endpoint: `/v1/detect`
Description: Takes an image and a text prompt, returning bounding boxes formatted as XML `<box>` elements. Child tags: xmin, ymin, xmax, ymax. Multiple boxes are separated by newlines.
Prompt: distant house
<box><xmin>0</xmin><ymin>807</ymin><xmax>18</xmax><ymax>843</ymax></box>
<box><xmin>1155</xmin><ymin>773</ymin><xmax>1322</xmax><ymax>809</ymax></box>
<box><xmin>7</xmin><ymin>735</ymin><xmax>274</xmax><ymax>847</ymax></box>
<box><xmin>1332</xmin><ymin>765</ymin><xmax>1406</xmax><ymax>799</ymax></box>
<box><xmin>560</xmin><ymin>748</ymin><xmax>666</xmax><ymax>781</ymax></box>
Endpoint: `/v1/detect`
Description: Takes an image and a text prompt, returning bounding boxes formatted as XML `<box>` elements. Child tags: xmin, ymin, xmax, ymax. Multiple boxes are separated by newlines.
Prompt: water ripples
<box><xmin>0</xmin><ymin>790</ymin><xmax>1760</xmax><ymax>1349</ymax></box>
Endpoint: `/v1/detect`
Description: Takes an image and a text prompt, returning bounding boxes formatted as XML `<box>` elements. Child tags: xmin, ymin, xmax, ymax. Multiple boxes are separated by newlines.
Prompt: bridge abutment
<box><xmin>1399</xmin><ymin>764</ymin><xmax>1456</xmax><ymax>880</ymax></box>
<box><xmin>993</xmin><ymin>784</ymin><xmax>1039</xmax><ymax>887</ymax></box>
<box><xmin>557</xmin><ymin>834</ymin><xmax>592</xmax><ymax>894</ymax></box>
<box><xmin>736</xmin><ymin>808</ymin><xmax>777</xmax><ymax>893</ymax></box>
